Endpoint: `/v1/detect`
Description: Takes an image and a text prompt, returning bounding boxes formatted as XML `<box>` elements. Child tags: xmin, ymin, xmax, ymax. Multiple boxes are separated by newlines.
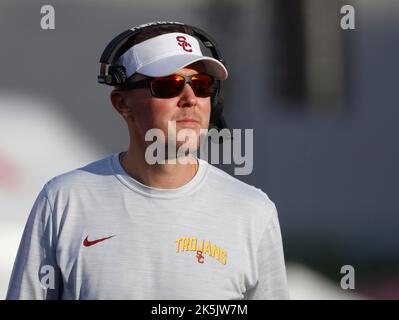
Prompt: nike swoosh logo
<box><xmin>83</xmin><ymin>235</ymin><xmax>115</xmax><ymax>247</ymax></box>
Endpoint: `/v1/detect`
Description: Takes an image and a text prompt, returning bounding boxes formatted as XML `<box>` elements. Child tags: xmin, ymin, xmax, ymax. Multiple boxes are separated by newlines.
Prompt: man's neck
<box><xmin>119</xmin><ymin>149</ymin><xmax>199</xmax><ymax>189</ymax></box>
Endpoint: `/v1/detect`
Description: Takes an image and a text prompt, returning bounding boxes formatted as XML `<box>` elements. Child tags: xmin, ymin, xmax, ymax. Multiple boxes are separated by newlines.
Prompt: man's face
<box><xmin>112</xmin><ymin>62</ymin><xmax>211</xmax><ymax>155</ymax></box>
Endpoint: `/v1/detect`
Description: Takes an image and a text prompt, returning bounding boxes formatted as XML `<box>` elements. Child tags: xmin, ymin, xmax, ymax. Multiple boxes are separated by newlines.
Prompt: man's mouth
<box><xmin>175</xmin><ymin>118</ymin><xmax>200</xmax><ymax>126</ymax></box>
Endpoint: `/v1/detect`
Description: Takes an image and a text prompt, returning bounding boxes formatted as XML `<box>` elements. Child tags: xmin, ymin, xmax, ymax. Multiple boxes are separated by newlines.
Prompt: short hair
<box><xmin>133</xmin><ymin>24</ymin><xmax>195</xmax><ymax>45</ymax></box>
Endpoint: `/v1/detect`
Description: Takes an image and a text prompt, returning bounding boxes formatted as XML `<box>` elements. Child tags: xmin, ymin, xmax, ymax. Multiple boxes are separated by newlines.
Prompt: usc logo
<box><xmin>176</xmin><ymin>36</ymin><xmax>192</xmax><ymax>52</ymax></box>
<box><xmin>196</xmin><ymin>250</ymin><xmax>205</xmax><ymax>264</ymax></box>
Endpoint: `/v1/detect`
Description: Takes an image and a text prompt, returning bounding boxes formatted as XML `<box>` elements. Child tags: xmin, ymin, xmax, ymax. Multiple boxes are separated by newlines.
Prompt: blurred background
<box><xmin>1</xmin><ymin>0</ymin><xmax>398</xmax><ymax>299</ymax></box>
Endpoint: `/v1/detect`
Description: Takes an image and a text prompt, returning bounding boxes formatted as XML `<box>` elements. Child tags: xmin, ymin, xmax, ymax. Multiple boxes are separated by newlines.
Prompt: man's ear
<box><xmin>110</xmin><ymin>89</ymin><xmax>132</xmax><ymax>119</ymax></box>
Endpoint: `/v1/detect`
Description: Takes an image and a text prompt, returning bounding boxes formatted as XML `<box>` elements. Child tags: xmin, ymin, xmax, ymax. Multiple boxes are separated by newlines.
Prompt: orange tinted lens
<box><xmin>191</xmin><ymin>74</ymin><xmax>214</xmax><ymax>97</ymax></box>
<box><xmin>151</xmin><ymin>75</ymin><xmax>185</xmax><ymax>98</ymax></box>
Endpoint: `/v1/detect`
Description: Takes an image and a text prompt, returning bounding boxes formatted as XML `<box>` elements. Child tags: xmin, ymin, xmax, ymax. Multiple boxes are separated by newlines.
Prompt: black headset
<box><xmin>98</xmin><ymin>21</ymin><xmax>227</xmax><ymax>131</ymax></box>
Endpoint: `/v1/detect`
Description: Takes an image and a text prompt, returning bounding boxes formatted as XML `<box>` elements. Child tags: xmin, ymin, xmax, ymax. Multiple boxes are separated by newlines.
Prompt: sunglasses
<box><xmin>119</xmin><ymin>73</ymin><xmax>215</xmax><ymax>98</ymax></box>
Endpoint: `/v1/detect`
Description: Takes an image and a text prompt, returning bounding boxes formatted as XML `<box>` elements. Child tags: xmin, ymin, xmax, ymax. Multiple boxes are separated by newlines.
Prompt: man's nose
<box><xmin>177</xmin><ymin>83</ymin><xmax>198</xmax><ymax>108</ymax></box>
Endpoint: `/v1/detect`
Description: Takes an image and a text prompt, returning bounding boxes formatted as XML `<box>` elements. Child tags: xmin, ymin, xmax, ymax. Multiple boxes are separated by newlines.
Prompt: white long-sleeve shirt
<box><xmin>7</xmin><ymin>152</ymin><xmax>289</xmax><ymax>300</ymax></box>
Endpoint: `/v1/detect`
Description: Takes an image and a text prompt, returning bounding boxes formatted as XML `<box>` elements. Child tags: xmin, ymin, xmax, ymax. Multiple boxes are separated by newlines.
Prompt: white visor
<box><xmin>117</xmin><ymin>32</ymin><xmax>228</xmax><ymax>80</ymax></box>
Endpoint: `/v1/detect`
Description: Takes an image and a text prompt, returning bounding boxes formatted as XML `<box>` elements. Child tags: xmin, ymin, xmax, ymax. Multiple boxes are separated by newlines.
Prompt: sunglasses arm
<box><xmin>117</xmin><ymin>78</ymin><xmax>152</xmax><ymax>91</ymax></box>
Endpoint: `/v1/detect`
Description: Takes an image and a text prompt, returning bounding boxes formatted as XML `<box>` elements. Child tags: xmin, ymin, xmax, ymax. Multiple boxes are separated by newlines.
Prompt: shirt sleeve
<box><xmin>244</xmin><ymin>204</ymin><xmax>290</xmax><ymax>300</ymax></box>
<box><xmin>6</xmin><ymin>185</ymin><xmax>62</xmax><ymax>300</ymax></box>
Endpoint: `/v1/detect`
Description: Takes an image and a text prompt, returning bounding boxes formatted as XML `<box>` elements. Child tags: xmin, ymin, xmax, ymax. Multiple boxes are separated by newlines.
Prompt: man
<box><xmin>7</xmin><ymin>22</ymin><xmax>289</xmax><ymax>299</ymax></box>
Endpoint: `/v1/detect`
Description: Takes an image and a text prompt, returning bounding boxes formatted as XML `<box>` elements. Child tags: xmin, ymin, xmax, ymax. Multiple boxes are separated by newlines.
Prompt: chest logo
<box><xmin>176</xmin><ymin>237</ymin><xmax>228</xmax><ymax>265</ymax></box>
<box><xmin>83</xmin><ymin>235</ymin><xmax>115</xmax><ymax>247</ymax></box>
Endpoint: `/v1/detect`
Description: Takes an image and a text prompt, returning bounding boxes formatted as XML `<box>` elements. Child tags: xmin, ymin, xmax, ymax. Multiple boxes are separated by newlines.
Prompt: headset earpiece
<box><xmin>209</xmin><ymin>79</ymin><xmax>227</xmax><ymax>131</ymax></box>
<box><xmin>108</xmin><ymin>65</ymin><xmax>127</xmax><ymax>86</ymax></box>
